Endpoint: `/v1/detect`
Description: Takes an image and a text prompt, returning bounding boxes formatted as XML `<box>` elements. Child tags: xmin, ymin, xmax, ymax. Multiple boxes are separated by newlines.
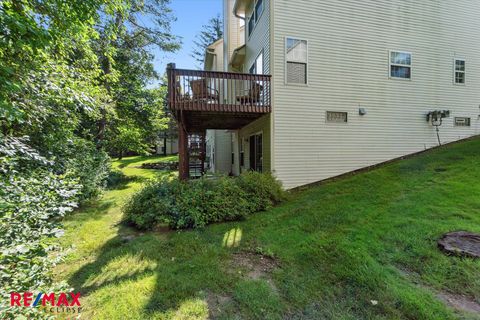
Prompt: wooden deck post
<box><xmin>200</xmin><ymin>130</ymin><xmax>206</xmax><ymax>176</ymax></box>
<box><xmin>178</xmin><ymin>121</ymin><xmax>189</xmax><ymax>180</ymax></box>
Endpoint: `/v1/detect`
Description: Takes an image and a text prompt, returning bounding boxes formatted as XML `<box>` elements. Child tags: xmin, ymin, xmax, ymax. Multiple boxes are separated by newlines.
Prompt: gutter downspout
<box><xmin>232</xmin><ymin>0</ymin><xmax>246</xmax><ymax>21</ymax></box>
<box><xmin>234</xmin><ymin>11</ymin><xmax>245</xmax><ymax>21</ymax></box>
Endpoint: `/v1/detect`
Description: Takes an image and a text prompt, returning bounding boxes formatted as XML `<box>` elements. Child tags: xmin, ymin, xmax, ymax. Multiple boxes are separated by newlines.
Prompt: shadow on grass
<box><xmin>64</xmin><ymin>138</ymin><xmax>480</xmax><ymax>319</ymax></box>
<box><xmin>64</xmin><ymin>200</ymin><xmax>116</xmax><ymax>224</ymax></box>
<box><xmin>106</xmin><ymin>174</ymin><xmax>149</xmax><ymax>190</ymax></box>
<box><xmin>67</xmin><ymin>223</ymin><xmax>233</xmax><ymax>317</ymax></box>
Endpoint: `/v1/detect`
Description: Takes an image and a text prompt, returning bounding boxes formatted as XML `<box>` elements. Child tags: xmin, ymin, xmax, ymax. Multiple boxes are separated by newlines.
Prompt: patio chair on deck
<box><xmin>236</xmin><ymin>82</ymin><xmax>263</xmax><ymax>105</ymax></box>
<box><xmin>175</xmin><ymin>80</ymin><xmax>191</xmax><ymax>101</ymax></box>
<box><xmin>189</xmin><ymin>79</ymin><xmax>219</xmax><ymax>103</ymax></box>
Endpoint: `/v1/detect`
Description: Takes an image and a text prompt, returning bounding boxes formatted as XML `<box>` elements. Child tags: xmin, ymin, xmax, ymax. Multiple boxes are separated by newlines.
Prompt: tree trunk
<box><xmin>97</xmin><ymin>13</ymin><xmax>123</xmax><ymax>147</ymax></box>
<box><xmin>163</xmin><ymin>136</ymin><xmax>167</xmax><ymax>156</ymax></box>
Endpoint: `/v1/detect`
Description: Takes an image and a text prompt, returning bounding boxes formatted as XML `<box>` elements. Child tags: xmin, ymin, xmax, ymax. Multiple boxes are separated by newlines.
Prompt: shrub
<box><xmin>123</xmin><ymin>172</ymin><xmax>287</xmax><ymax>230</ymax></box>
<box><xmin>236</xmin><ymin>171</ymin><xmax>287</xmax><ymax>211</ymax></box>
<box><xmin>0</xmin><ymin>136</ymin><xmax>80</xmax><ymax>319</ymax></box>
<box><xmin>63</xmin><ymin>138</ymin><xmax>110</xmax><ymax>203</ymax></box>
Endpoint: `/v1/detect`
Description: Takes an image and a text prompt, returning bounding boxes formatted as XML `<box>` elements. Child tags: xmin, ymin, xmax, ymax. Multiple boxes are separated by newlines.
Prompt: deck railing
<box><xmin>167</xmin><ymin>64</ymin><xmax>271</xmax><ymax>113</ymax></box>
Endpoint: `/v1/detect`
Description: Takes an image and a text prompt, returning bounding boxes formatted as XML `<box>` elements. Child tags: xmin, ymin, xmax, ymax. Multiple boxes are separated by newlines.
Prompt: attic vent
<box><xmin>326</xmin><ymin>111</ymin><xmax>348</xmax><ymax>123</ymax></box>
<box><xmin>454</xmin><ymin>117</ymin><xmax>471</xmax><ymax>127</ymax></box>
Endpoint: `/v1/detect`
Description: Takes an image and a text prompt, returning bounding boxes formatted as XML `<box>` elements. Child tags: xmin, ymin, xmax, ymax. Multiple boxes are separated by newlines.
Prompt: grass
<box><xmin>55</xmin><ymin>140</ymin><xmax>480</xmax><ymax>319</ymax></box>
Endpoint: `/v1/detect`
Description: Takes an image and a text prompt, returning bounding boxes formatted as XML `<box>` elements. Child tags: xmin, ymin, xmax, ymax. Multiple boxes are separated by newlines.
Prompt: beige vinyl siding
<box><xmin>224</xmin><ymin>0</ymin><xmax>245</xmax><ymax>71</ymax></box>
<box><xmin>204</xmin><ymin>39</ymin><xmax>231</xmax><ymax>175</ymax></box>
<box><xmin>245</xmin><ymin>0</ymin><xmax>270</xmax><ymax>74</ymax></box>
<box><xmin>214</xmin><ymin>130</ymin><xmax>233</xmax><ymax>174</ymax></box>
<box><xmin>238</xmin><ymin>115</ymin><xmax>271</xmax><ymax>173</ymax></box>
<box><xmin>231</xmin><ymin>0</ymin><xmax>272</xmax><ymax>175</ymax></box>
<box><xmin>272</xmin><ymin>0</ymin><xmax>480</xmax><ymax>189</ymax></box>
<box><xmin>231</xmin><ymin>132</ymin><xmax>241</xmax><ymax>175</ymax></box>
<box><xmin>206</xmin><ymin>130</ymin><xmax>232</xmax><ymax>175</ymax></box>
<box><xmin>205</xmin><ymin>39</ymin><xmax>224</xmax><ymax>71</ymax></box>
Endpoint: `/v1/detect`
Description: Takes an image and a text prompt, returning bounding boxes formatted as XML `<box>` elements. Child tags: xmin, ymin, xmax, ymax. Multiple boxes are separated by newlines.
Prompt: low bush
<box><xmin>123</xmin><ymin>172</ymin><xmax>287</xmax><ymax>230</ymax></box>
<box><xmin>0</xmin><ymin>137</ymin><xmax>80</xmax><ymax>319</ymax></box>
<box><xmin>63</xmin><ymin>138</ymin><xmax>110</xmax><ymax>202</ymax></box>
<box><xmin>236</xmin><ymin>171</ymin><xmax>286</xmax><ymax>211</ymax></box>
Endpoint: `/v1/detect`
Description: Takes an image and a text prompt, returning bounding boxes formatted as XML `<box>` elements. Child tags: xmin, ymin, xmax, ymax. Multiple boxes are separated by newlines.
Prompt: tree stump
<box><xmin>438</xmin><ymin>231</ymin><xmax>480</xmax><ymax>258</ymax></box>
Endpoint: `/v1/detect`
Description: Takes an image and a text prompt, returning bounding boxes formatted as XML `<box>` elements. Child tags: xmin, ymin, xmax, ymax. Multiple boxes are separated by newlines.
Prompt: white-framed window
<box><xmin>249</xmin><ymin>51</ymin><xmax>263</xmax><ymax>74</ymax></box>
<box><xmin>255</xmin><ymin>51</ymin><xmax>263</xmax><ymax>74</ymax></box>
<box><xmin>454</xmin><ymin>117</ymin><xmax>470</xmax><ymax>126</ymax></box>
<box><xmin>389</xmin><ymin>51</ymin><xmax>412</xmax><ymax>79</ymax></box>
<box><xmin>255</xmin><ymin>0</ymin><xmax>264</xmax><ymax>23</ymax></box>
<box><xmin>326</xmin><ymin>111</ymin><xmax>348</xmax><ymax>123</ymax></box>
<box><xmin>248</xmin><ymin>16</ymin><xmax>254</xmax><ymax>37</ymax></box>
<box><xmin>247</xmin><ymin>0</ymin><xmax>264</xmax><ymax>37</ymax></box>
<box><xmin>454</xmin><ymin>59</ymin><xmax>466</xmax><ymax>84</ymax></box>
<box><xmin>286</xmin><ymin>37</ymin><xmax>308</xmax><ymax>85</ymax></box>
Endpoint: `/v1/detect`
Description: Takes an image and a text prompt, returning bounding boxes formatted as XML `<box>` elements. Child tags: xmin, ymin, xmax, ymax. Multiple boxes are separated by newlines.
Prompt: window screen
<box><xmin>390</xmin><ymin>51</ymin><xmax>411</xmax><ymax>79</ymax></box>
<box><xmin>286</xmin><ymin>38</ymin><xmax>307</xmax><ymax>84</ymax></box>
<box><xmin>287</xmin><ymin>62</ymin><xmax>307</xmax><ymax>84</ymax></box>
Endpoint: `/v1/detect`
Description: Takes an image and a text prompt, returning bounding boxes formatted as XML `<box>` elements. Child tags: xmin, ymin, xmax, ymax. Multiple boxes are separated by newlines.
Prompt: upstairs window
<box><xmin>454</xmin><ymin>59</ymin><xmax>466</xmax><ymax>84</ymax></box>
<box><xmin>390</xmin><ymin>51</ymin><xmax>412</xmax><ymax>79</ymax></box>
<box><xmin>249</xmin><ymin>52</ymin><xmax>263</xmax><ymax>74</ymax></box>
<box><xmin>248</xmin><ymin>16</ymin><xmax>254</xmax><ymax>37</ymax></box>
<box><xmin>255</xmin><ymin>0</ymin><xmax>264</xmax><ymax>23</ymax></box>
<box><xmin>249</xmin><ymin>63</ymin><xmax>255</xmax><ymax>74</ymax></box>
<box><xmin>286</xmin><ymin>38</ymin><xmax>308</xmax><ymax>84</ymax></box>
<box><xmin>248</xmin><ymin>0</ymin><xmax>264</xmax><ymax>37</ymax></box>
<box><xmin>255</xmin><ymin>52</ymin><xmax>263</xmax><ymax>74</ymax></box>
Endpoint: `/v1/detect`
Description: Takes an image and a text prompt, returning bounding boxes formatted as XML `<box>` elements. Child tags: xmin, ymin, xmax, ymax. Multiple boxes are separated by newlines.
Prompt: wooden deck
<box><xmin>167</xmin><ymin>65</ymin><xmax>271</xmax><ymax>131</ymax></box>
<box><xmin>166</xmin><ymin>64</ymin><xmax>272</xmax><ymax>179</ymax></box>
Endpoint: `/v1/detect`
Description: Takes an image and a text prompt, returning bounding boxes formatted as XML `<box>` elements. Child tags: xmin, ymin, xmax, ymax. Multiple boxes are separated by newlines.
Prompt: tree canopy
<box><xmin>0</xmin><ymin>1</ymin><xmax>180</xmax><ymax>317</ymax></box>
<box><xmin>1</xmin><ymin>0</ymin><xmax>180</xmax><ymax>157</ymax></box>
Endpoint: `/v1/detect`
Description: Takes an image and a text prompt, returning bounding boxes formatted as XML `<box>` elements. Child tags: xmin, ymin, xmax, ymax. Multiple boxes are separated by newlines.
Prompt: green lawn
<box><xmin>56</xmin><ymin>140</ymin><xmax>480</xmax><ymax>319</ymax></box>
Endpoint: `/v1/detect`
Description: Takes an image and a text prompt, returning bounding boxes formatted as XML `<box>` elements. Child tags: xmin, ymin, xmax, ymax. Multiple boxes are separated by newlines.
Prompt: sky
<box><xmin>152</xmin><ymin>0</ymin><xmax>223</xmax><ymax>82</ymax></box>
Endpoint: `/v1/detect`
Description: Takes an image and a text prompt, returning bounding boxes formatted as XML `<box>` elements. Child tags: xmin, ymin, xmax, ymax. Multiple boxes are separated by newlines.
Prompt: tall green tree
<box><xmin>1</xmin><ymin>2</ymin><xmax>181</xmax><ymax>316</ymax></box>
<box><xmin>0</xmin><ymin>0</ymin><xmax>111</xmax><ymax>131</ymax></box>
<box><xmin>191</xmin><ymin>14</ymin><xmax>223</xmax><ymax>67</ymax></box>
<box><xmin>1</xmin><ymin>0</ymin><xmax>179</xmax><ymax>151</ymax></box>
<box><xmin>0</xmin><ymin>0</ymin><xmax>180</xmax><ymax>199</ymax></box>
<box><xmin>93</xmin><ymin>0</ymin><xmax>180</xmax><ymax>153</ymax></box>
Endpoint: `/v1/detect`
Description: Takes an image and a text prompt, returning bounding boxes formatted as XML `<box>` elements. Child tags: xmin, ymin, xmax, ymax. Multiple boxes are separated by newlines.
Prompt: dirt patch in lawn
<box><xmin>231</xmin><ymin>251</ymin><xmax>279</xmax><ymax>291</ymax></box>
<box><xmin>206</xmin><ymin>292</ymin><xmax>233</xmax><ymax>319</ymax></box>
<box><xmin>396</xmin><ymin>265</ymin><xmax>480</xmax><ymax>315</ymax></box>
<box><xmin>437</xmin><ymin>292</ymin><xmax>480</xmax><ymax>315</ymax></box>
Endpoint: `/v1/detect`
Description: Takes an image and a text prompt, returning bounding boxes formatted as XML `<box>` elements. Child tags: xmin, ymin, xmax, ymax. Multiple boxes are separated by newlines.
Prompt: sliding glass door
<box><xmin>249</xmin><ymin>133</ymin><xmax>263</xmax><ymax>172</ymax></box>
